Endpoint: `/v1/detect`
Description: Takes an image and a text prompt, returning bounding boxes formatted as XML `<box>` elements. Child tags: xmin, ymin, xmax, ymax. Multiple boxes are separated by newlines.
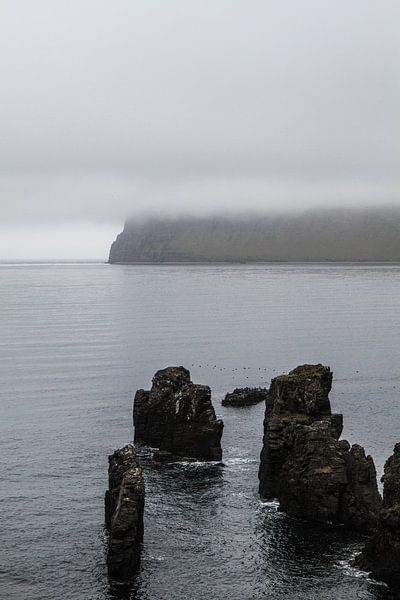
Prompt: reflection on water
<box><xmin>1</xmin><ymin>263</ymin><xmax>400</xmax><ymax>599</ymax></box>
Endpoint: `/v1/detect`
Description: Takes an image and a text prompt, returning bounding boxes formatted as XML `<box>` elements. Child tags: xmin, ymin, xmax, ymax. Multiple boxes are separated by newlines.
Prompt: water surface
<box><xmin>1</xmin><ymin>262</ymin><xmax>399</xmax><ymax>599</ymax></box>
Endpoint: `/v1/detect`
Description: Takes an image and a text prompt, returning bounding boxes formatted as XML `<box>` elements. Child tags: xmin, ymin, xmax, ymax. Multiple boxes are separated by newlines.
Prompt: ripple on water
<box><xmin>1</xmin><ymin>263</ymin><xmax>399</xmax><ymax>600</ymax></box>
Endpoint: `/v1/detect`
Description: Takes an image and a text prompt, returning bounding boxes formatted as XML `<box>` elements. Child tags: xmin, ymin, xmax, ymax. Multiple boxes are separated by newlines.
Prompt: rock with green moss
<box><xmin>270</xmin><ymin>364</ymin><xmax>333</xmax><ymax>416</ymax></box>
<box><xmin>105</xmin><ymin>445</ymin><xmax>145</xmax><ymax>582</ymax></box>
<box><xmin>258</xmin><ymin>364</ymin><xmax>380</xmax><ymax>527</ymax></box>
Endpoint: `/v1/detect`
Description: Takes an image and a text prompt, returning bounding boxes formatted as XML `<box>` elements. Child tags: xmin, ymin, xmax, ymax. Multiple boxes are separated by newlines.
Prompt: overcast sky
<box><xmin>1</xmin><ymin>0</ymin><xmax>399</xmax><ymax>258</ymax></box>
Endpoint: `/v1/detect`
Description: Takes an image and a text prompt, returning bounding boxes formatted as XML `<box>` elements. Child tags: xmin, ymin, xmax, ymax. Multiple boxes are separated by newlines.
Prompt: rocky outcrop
<box><xmin>133</xmin><ymin>366</ymin><xmax>192</xmax><ymax>448</ymax></box>
<box><xmin>258</xmin><ymin>364</ymin><xmax>381</xmax><ymax>527</ymax></box>
<box><xmin>222</xmin><ymin>387</ymin><xmax>269</xmax><ymax>407</ymax></box>
<box><xmin>105</xmin><ymin>445</ymin><xmax>145</xmax><ymax>582</ymax></box>
<box><xmin>356</xmin><ymin>443</ymin><xmax>400</xmax><ymax>588</ymax></box>
<box><xmin>133</xmin><ymin>366</ymin><xmax>223</xmax><ymax>461</ymax></box>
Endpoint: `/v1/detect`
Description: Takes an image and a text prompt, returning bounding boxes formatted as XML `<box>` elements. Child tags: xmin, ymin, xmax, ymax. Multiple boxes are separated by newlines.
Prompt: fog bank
<box><xmin>1</xmin><ymin>1</ymin><xmax>399</xmax><ymax>258</ymax></box>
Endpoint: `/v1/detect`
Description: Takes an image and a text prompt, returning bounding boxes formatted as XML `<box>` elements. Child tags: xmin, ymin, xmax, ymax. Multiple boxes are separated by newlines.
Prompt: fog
<box><xmin>0</xmin><ymin>1</ymin><xmax>399</xmax><ymax>258</ymax></box>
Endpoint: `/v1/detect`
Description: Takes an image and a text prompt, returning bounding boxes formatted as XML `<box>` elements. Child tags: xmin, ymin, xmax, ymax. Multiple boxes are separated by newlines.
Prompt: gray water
<box><xmin>1</xmin><ymin>262</ymin><xmax>400</xmax><ymax>600</ymax></box>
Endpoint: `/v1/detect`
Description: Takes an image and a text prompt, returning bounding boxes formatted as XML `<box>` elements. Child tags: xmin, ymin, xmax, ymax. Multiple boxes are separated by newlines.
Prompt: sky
<box><xmin>0</xmin><ymin>1</ymin><xmax>399</xmax><ymax>259</ymax></box>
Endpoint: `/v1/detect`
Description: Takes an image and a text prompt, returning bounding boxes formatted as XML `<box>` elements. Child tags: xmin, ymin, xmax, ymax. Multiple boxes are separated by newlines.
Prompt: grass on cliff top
<box><xmin>273</xmin><ymin>364</ymin><xmax>328</xmax><ymax>383</ymax></box>
<box><xmin>275</xmin><ymin>413</ymin><xmax>311</xmax><ymax>423</ymax></box>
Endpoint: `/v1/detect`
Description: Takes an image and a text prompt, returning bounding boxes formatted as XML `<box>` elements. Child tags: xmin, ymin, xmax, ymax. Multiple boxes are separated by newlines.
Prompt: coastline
<box><xmin>107</xmin><ymin>259</ymin><xmax>400</xmax><ymax>266</ymax></box>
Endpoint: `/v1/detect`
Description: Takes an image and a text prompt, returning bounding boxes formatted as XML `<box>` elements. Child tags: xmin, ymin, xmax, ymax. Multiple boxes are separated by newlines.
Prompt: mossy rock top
<box><xmin>273</xmin><ymin>364</ymin><xmax>330</xmax><ymax>384</ymax></box>
<box><xmin>270</xmin><ymin>364</ymin><xmax>333</xmax><ymax>417</ymax></box>
<box><xmin>274</xmin><ymin>413</ymin><xmax>312</xmax><ymax>424</ymax></box>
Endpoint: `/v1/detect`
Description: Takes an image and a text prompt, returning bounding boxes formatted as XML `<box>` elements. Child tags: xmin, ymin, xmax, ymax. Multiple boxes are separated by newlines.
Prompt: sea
<box><xmin>1</xmin><ymin>261</ymin><xmax>400</xmax><ymax>600</ymax></box>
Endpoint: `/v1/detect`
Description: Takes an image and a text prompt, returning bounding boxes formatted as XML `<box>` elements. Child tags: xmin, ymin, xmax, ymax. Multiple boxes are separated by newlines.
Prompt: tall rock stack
<box><xmin>258</xmin><ymin>364</ymin><xmax>381</xmax><ymax>527</ymax></box>
<box><xmin>356</xmin><ymin>443</ymin><xmax>400</xmax><ymax>588</ymax></box>
<box><xmin>133</xmin><ymin>366</ymin><xmax>223</xmax><ymax>461</ymax></box>
<box><xmin>105</xmin><ymin>445</ymin><xmax>145</xmax><ymax>582</ymax></box>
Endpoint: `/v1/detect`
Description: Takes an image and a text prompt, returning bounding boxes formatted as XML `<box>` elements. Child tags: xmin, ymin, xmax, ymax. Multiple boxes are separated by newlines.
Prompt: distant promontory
<box><xmin>109</xmin><ymin>208</ymin><xmax>400</xmax><ymax>263</ymax></box>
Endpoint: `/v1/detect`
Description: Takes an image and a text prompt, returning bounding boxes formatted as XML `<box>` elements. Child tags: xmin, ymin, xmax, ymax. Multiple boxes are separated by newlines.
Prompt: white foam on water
<box><xmin>225</xmin><ymin>457</ymin><xmax>257</xmax><ymax>465</ymax></box>
<box><xmin>259</xmin><ymin>499</ymin><xmax>280</xmax><ymax>509</ymax></box>
<box><xmin>336</xmin><ymin>557</ymin><xmax>388</xmax><ymax>588</ymax></box>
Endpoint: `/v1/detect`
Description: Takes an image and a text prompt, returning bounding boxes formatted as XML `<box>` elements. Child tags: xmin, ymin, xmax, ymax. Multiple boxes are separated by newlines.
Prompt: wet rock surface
<box><xmin>356</xmin><ymin>443</ymin><xmax>400</xmax><ymax>589</ymax></box>
<box><xmin>258</xmin><ymin>364</ymin><xmax>381</xmax><ymax>527</ymax></box>
<box><xmin>222</xmin><ymin>387</ymin><xmax>270</xmax><ymax>407</ymax></box>
<box><xmin>105</xmin><ymin>444</ymin><xmax>145</xmax><ymax>582</ymax></box>
<box><xmin>133</xmin><ymin>366</ymin><xmax>223</xmax><ymax>461</ymax></box>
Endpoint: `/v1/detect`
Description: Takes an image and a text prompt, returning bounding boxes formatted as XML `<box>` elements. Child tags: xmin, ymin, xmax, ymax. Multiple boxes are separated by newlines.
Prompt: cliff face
<box><xmin>258</xmin><ymin>365</ymin><xmax>381</xmax><ymax>527</ymax></box>
<box><xmin>105</xmin><ymin>444</ymin><xmax>145</xmax><ymax>582</ymax></box>
<box><xmin>356</xmin><ymin>443</ymin><xmax>400</xmax><ymax>589</ymax></box>
<box><xmin>133</xmin><ymin>366</ymin><xmax>223</xmax><ymax>461</ymax></box>
<box><xmin>109</xmin><ymin>209</ymin><xmax>400</xmax><ymax>263</ymax></box>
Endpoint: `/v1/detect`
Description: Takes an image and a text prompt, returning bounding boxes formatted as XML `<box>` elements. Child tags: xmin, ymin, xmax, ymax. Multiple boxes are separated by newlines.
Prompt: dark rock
<box><xmin>133</xmin><ymin>366</ymin><xmax>223</xmax><ymax>461</ymax></box>
<box><xmin>258</xmin><ymin>364</ymin><xmax>381</xmax><ymax>527</ymax></box>
<box><xmin>152</xmin><ymin>450</ymin><xmax>176</xmax><ymax>463</ymax></box>
<box><xmin>105</xmin><ymin>444</ymin><xmax>145</xmax><ymax>582</ymax></box>
<box><xmin>269</xmin><ymin>364</ymin><xmax>333</xmax><ymax>416</ymax></box>
<box><xmin>258</xmin><ymin>364</ymin><xmax>339</xmax><ymax>499</ymax></box>
<box><xmin>356</xmin><ymin>443</ymin><xmax>400</xmax><ymax>589</ymax></box>
<box><xmin>153</xmin><ymin>450</ymin><xmax>197</xmax><ymax>463</ymax></box>
<box><xmin>222</xmin><ymin>387</ymin><xmax>270</xmax><ymax>407</ymax></box>
<box><xmin>133</xmin><ymin>366</ymin><xmax>191</xmax><ymax>447</ymax></box>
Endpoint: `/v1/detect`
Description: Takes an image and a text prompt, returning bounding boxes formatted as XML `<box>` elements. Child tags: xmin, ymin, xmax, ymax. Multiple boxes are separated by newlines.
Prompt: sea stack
<box><xmin>105</xmin><ymin>445</ymin><xmax>145</xmax><ymax>582</ymax></box>
<box><xmin>356</xmin><ymin>443</ymin><xmax>400</xmax><ymax>588</ymax></box>
<box><xmin>258</xmin><ymin>364</ymin><xmax>381</xmax><ymax>527</ymax></box>
<box><xmin>222</xmin><ymin>387</ymin><xmax>269</xmax><ymax>407</ymax></box>
<box><xmin>133</xmin><ymin>366</ymin><xmax>223</xmax><ymax>461</ymax></box>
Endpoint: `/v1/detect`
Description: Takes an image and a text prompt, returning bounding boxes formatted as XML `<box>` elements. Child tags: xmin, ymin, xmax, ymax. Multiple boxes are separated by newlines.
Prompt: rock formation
<box><xmin>222</xmin><ymin>387</ymin><xmax>269</xmax><ymax>407</ymax></box>
<box><xmin>105</xmin><ymin>445</ymin><xmax>145</xmax><ymax>582</ymax></box>
<box><xmin>133</xmin><ymin>366</ymin><xmax>223</xmax><ymax>461</ymax></box>
<box><xmin>258</xmin><ymin>364</ymin><xmax>381</xmax><ymax>527</ymax></box>
<box><xmin>356</xmin><ymin>443</ymin><xmax>400</xmax><ymax>588</ymax></box>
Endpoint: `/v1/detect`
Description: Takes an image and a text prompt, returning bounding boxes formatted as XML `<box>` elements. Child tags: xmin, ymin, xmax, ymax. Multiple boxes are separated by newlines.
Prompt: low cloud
<box><xmin>0</xmin><ymin>0</ymin><xmax>399</xmax><ymax>255</ymax></box>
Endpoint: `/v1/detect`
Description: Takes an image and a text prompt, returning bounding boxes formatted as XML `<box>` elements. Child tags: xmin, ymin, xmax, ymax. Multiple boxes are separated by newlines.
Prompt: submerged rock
<box><xmin>133</xmin><ymin>366</ymin><xmax>223</xmax><ymax>461</ymax></box>
<box><xmin>222</xmin><ymin>387</ymin><xmax>269</xmax><ymax>407</ymax></box>
<box><xmin>105</xmin><ymin>445</ymin><xmax>145</xmax><ymax>582</ymax></box>
<box><xmin>356</xmin><ymin>443</ymin><xmax>400</xmax><ymax>589</ymax></box>
<box><xmin>258</xmin><ymin>364</ymin><xmax>381</xmax><ymax>527</ymax></box>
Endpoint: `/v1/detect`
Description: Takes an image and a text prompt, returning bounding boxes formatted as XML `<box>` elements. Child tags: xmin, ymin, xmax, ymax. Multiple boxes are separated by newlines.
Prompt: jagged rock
<box><xmin>133</xmin><ymin>367</ymin><xmax>191</xmax><ymax>447</ymax></box>
<box><xmin>258</xmin><ymin>364</ymin><xmax>381</xmax><ymax>527</ymax></box>
<box><xmin>133</xmin><ymin>366</ymin><xmax>223</xmax><ymax>461</ymax></box>
<box><xmin>105</xmin><ymin>445</ymin><xmax>145</xmax><ymax>582</ymax></box>
<box><xmin>222</xmin><ymin>387</ymin><xmax>269</xmax><ymax>407</ymax></box>
<box><xmin>258</xmin><ymin>364</ymin><xmax>339</xmax><ymax>499</ymax></box>
<box><xmin>356</xmin><ymin>443</ymin><xmax>400</xmax><ymax>588</ymax></box>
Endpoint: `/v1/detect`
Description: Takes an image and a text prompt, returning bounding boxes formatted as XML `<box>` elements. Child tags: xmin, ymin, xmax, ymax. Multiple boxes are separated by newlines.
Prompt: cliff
<box><xmin>133</xmin><ymin>366</ymin><xmax>223</xmax><ymax>461</ymax></box>
<box><xmin>105</xmin><ymin>444</ymin><xmax>145</xmax><ymax>582</ymax></box>
<box><xmin>258</xmin><ymin>364</ymin><xmax>381</xmax><ymax>527</ymax></box>
<box><xmin>356</xmin><ymin>443</ymin><xmax>400</xmax><ymax>589</ymax></box>
<box><xmin>109</xmin><ymin>208</ymin><xmax>400</xmax><ymax>263</ymax></box>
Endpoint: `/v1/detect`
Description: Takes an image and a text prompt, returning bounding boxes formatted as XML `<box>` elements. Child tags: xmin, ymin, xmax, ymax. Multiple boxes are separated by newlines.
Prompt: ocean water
<box><xmin>1</xmin><ymin>262</ymin><xmax>400</xmax><ymax>600</ymax></box>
